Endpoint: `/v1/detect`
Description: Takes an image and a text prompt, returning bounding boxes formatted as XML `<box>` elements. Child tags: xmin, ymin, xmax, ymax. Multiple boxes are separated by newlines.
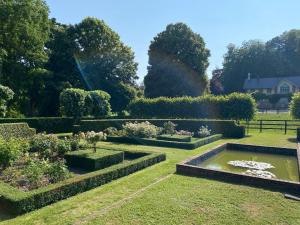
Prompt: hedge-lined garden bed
<box><xmin>0</xmin><ymin>149</ymin><xmax>165</xmax><ymax>214</ymax></box>
<box><xmin>107</xmin><ymin>134</ymin><xmax>222</xmax><ymax>150</ymax></box>
<box><xmin>65</xmin><ymin>149</ymin><xmax>124</xmax><ymax>171</ymax></box>
<box><xmin>78</xmin><ymin>119</ymin><xmax>245</xmax><ymax>138</ymax></box>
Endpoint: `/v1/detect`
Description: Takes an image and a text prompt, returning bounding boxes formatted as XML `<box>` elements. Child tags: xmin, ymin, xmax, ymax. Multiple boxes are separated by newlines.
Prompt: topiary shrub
<box><xmin>85</xmin><ymin>90</ymin><xmax>111</xmax><ymax>117</ymax></box>
<box><xmin>162</xmin><ymin>121</ymin><xmax>177</xmax><ymax>135</ymax></box>
<box><xmin>60</xmin><ymin>88</ymin><xmax>87</xmax><ymax>119</ymax></box>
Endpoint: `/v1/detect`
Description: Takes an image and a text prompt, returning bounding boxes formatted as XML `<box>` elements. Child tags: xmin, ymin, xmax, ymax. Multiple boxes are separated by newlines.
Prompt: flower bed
<box><xmin>0</xmin><ymin>149</ymin><xmax>166</xmax><ymax>214</ymax></box>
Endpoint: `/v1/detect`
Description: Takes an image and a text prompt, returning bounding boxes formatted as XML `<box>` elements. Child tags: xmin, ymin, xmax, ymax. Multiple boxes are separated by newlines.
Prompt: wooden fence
<box><xmin>239</xmin><ymin>120</ymin><xmax>300</xmax><ymax>134</ymax></box>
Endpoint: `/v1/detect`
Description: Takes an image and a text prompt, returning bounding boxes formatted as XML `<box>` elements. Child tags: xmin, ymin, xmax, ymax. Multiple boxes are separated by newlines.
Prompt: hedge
<box><xmin>290</xmin><ymin>93</ymin><xmax>300</xmax><ymax>119</ymax></box>
<box><xmin>0</xmin><ymin>117</ymin><xmax>74</xmax><ymax>133</ymax></box>
<box><xmin>65</xmin><ymin>149</ymin><xmax>124</xmax><ymax>171</ymax></box>
<box><xmin>297</xmin><ymin>128</ymin><xmax>300</xmax><ymax>141</ymax></box>
<box><xmin>0</xmin><ymin>123</ymin><xmax>36</xmax><ymax>139</ymax></box>
<box><xmin>78</xmin><ymin>119</ymin><xmax>245</xmax><ymax>138</ymax></box>
<box><xmin>0</xmin><ymin>150</ymin><xmax>166</xmax><ymax>214</ymax></box>
<box><xmin>128</xmin><ymin>93</ymin><xmax>256</xmax><ymax>121</ymax></box>
<box><xmin>157</xmin><ymin>134</ymin><xmax>192</xmax><ymax>142</ymax></box>
<box><xmin>107</xmin><ymin>134</ymin><xmax>222</xmax><ymax>150</ymax></box>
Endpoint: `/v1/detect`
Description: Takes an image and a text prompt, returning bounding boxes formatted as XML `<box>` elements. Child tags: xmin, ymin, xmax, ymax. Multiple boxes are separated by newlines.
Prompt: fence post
<box><xmin>284</xmin><ymin>120</ymin><xmax>287</xmax><ymax>135</ymax></box>
<box><xmin>260</xmin><ymin>120</ymin><xmax>262</xmax><ymax>133</ymax></box>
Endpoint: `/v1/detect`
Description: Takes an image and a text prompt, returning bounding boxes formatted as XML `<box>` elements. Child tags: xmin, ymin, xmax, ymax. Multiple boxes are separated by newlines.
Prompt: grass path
<box><xmin>1</xmin><ymin>132</ymin><xmax>299</xmax><ymax>225</ymax></box>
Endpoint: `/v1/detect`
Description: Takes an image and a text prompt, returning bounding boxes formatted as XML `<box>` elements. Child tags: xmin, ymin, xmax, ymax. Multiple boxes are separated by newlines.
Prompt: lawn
<box><xmin>255</xmin><ymin>112</ymin><xmax>293</xmax><ymax>120</ymax></box>
<box><xmin>0</xmin><ymin>131</ymin><xmax>299</xmax><ymax>225</ymax></box>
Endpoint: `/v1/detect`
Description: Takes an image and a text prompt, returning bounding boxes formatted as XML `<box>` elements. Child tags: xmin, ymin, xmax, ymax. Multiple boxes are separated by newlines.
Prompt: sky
<box><xmin>46</xmin><ymin>0</ymin><xmax>300</xmax><ymax>82</ymax></box>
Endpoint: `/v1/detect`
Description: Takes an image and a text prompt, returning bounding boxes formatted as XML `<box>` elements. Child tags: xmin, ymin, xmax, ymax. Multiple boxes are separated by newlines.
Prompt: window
<box><xmin>279</xmin><ymin>83</ymin><xmax>290</xmax><ymax>94</ymax></box>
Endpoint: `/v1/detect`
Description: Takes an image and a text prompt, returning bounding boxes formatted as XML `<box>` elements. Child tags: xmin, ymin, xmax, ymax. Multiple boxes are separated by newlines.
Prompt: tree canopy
<box><xmin>144</xmin><ymin>23</ymin><xmax>210</xmax><ymax>98</ymax></box>
<box><xmin>221</xmin><ymin>30</ymin><xmax>300</xmax><ymax>93</ymax></box>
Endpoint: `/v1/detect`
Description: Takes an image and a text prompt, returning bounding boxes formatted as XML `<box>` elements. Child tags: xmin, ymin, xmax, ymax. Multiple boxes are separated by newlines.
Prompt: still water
<box><xmin>198</xmin><ymin>149</ymin><xmax>299</xmax><ymax>182</ymax></box>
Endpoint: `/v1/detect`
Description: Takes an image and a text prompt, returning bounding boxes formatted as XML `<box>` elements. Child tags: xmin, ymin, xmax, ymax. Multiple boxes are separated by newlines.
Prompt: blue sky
<box><xmin>46</xmin><ymin>0</ymin><xmax>300</xmax><ymax>82</ymax></box>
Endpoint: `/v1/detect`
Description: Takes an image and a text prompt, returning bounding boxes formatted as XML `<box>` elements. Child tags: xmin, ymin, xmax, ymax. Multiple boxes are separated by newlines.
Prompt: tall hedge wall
<box><xmin>128</xmin><ymin>93</ymin><xmax>256</xmax><ymax>120</ymax></box>
<box><xmin>78</xmin><ymin>119</ymin><xmax>245</xmax><ymax>138</ymax></box>
<box><xmin>0</xmin><ymin>117</ymin><xmax>74</xmax><ymax>133</ymax></box>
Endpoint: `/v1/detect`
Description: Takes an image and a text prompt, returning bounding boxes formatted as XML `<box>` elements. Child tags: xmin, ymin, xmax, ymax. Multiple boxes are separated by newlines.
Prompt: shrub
<box><xmin>0</xmin><ymin>117</ymin><xmax>74</xmax><ymax>133</ymax></box>
<box><xmin>176</xmin><ymin>130</ymin><xmax>194</xmax><ymax>136</ymax></box>
<box><xmin>290</xmin><ymin>93</ymin><xmax>300</xmax><ymax>119</ymax></box>
<box><xmin>60</xmin><ymin>88</ymin><xmax>88</xmax><ymax>119</ymax></box>
<box><xmin>0</xmin><ymin>123</ymin><xmax>36</xmax><ymax>140</ymax></box>
<box><xmin>103</xmin><ymin>127</ymin><xmax>119</xmax><ymax>136</ymax></box>
<box><xmin>0</xmin><ymin>138</ymin><xmax>24</xmax><ymax>168</ymax></box>
<box><xmin>162</xmin><ymin>121</ymin><xmax>177</xmax><ymax>135</ymax></box>
<box><xmin>122</xmin><ymin>121</ymin><xmax>159</xmax><ymax>138</ymax></box>
<box><xmin>128</xmin><ymin>93</ymin><xmax>256</xmax><ymax>120</ymax></box>
<box><xmin>46</xmin><ymin>160</ymin><xmax>71</xmax><ymax>183</ymax></box>
<box><xmin>196</xmin><ymin>126</ymin><xmax>211</xmax><ymax>138</ymax></box>
<box><xmin>29</xmin><ymin>133</ymin><xmax>59</xmax><ymax>153</ymax></box>
<box><xmin>0</xmin><ymin>85</ymin><xmax>14</xmax><ymax>117</ymax></box>
<box><xmin>85</xmin><ymin>90</ymin><xmax>111</xmax><ymax>117</ymax></box>
<box><xmin>60</xmin><ymin>88</ymin><xmax>111</xmax><ymax>119</ymax></box>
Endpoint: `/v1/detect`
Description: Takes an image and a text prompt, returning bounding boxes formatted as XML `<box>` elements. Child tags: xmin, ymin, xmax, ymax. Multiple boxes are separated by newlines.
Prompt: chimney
<box><xmin>247</xmin><ymin>73</ymin><xmax>251</xmax><ymax>80</ymax></box>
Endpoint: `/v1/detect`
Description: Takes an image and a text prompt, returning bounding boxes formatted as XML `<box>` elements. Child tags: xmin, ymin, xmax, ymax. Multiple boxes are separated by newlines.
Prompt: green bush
<box><xmin>65</xmin><ymin>149</ymin><xmax>124</xmax><ymax>171</ymax></box>
<box><xmin>162</xmin><ymin>121</ymin><xmax>177</xmax><ymax>135</ymax></box>
<box><xmin>85</xmin><ymin>90</ymin><xmax>111</xmax><ymax>117</ymax></box>
<box><xmin>60</xmin><ymin>88</ymin><xmax>88</xmax><ymax>119</ymax></box>
<box><xmin>0</xmin><ymin>117</ymin><xmax>75</xmax><ymax>133</ymax></box>
<box><xmin>290</xmin><ymin>93</ymin><xmax>300</xmax><ymax>119</ymax></box>
<box><xmin>0</xmin><ymin>138</ymin><xmax>24</xmax><ymax>168</ymax></box>
<box><xmin>128</xmin><ymin>93</ymin><xmax>256</xmax><ymax>120</ymax></box>
<box><xmin>0</xmin><ymin>150</ymin><xmax>165</xmax><ymax>214</ymax></box>
<box><xmin>0</xmin><ymin>123</ymin><xmax>36</xmax><ymax>140</ymax></box>
<box><xmin>0</xmin><ymin>85</ymin><xmax>14</xmax><ymax>117</ymax></box>
<box><xmin>60</xmin><ymin>88</ymin><xmax>111</xmax><ymax>118</ymax></box>
<box><xmin>78</xmin><ymin>119</ymin><xmax>245</xmax><ymax>138</ymax></box>
<box><xmin>196</xmin><ymin>125</ymin><xmax>211</xmax><ymax>138</ymax></box>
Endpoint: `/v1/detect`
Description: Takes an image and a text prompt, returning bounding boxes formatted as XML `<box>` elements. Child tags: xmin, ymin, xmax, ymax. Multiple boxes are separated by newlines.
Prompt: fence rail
<box><xmin>239</xmin><ymin>120</ymin><xmax>300</xmax><ymax>134</ymax></box>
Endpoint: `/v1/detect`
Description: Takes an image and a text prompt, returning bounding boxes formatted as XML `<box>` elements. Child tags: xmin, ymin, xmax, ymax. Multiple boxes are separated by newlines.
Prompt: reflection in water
<box><xmin>243</xmin><ymin>169</ymin><xmax>276</xmax><ymax>179</ymax></box>
<box><xmin>228</xmin><ymin>160</ymin><xmax>274</xmax><ymax>170</ymax></box>
<box><xmin>197</xmin><ymin>149</ymin><xmax>299</xmax><ymax>182</ymax></box>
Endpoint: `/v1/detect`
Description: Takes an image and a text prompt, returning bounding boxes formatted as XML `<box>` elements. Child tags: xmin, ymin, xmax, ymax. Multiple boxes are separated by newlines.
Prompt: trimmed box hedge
<box><xmin>78</xmin><ymin>119</ymin><xmax>245</xmax><ymax>138</ymax></box>
<box><xmin>65</xmin><ymin>149</ymin><xmax>124</xmax><ymax>171</ymax></box>
<box><xmin>157</xmin><ymin>134</ymin><xmax>192</xmax><ymax>142</ymax></box>
<box><xmin>0</xmin><ymin>149</ymin><xmax>165</xmax><ymax>214</ymax></box>
<box><xmin>297</xmin><ymin>128</ymin><xmax>300</xmax><ymax>141</ymax></box>
<box><xmin>0</xmin><ymin>123</ymin><xmax>36</xmax><ymax>139</ymax></box>
<box><xmin>0</xmin><ymin>117</ymin><xmax>75</xmax><ymax>133</ymax></box>
<box><xmin>107</xmin><ymin>134</ymin><xmax>222</xmax><ymax>150</ymax></box>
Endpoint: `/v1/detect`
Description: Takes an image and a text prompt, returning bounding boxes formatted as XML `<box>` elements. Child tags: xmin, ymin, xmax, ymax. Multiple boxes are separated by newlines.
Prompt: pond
<box><xmin>196</xmin><ymin>149</ymin><xmax>299</xmax><ymax>182</ymax></box>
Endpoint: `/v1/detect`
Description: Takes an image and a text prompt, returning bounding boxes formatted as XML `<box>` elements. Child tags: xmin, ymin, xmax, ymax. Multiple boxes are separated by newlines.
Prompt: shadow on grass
<box><xmin>287</xmin><ymin>138</ymin><xmax>298</xmax><ymax>143</ymax></box>
<box><xmin>0</xmin><ymin>205</ymin><xmax>15</xmax><ymax>222</ymax></box>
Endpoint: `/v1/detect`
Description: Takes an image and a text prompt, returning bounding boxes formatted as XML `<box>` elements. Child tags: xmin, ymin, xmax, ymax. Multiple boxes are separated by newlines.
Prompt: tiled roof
<box><xmin>243</xmin><ymin>76</ymin><xmax>300</xmax><ymax>89</ymax></box>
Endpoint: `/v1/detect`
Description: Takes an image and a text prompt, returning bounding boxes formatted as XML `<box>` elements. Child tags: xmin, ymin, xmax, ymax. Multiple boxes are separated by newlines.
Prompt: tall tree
<box><xmin>144</xmin><ymin>23</ymin><xmax>210</xmax><ymax>98</ymax></box>
<box><xmin>0</xmin><ymin>0</ymin><xmax>50</xmax><ymax>115</ymax></box>
<box><xmin>47</xmin><ymin>17</ymin><xmax>138</xmax><ymax>113</ymax></box>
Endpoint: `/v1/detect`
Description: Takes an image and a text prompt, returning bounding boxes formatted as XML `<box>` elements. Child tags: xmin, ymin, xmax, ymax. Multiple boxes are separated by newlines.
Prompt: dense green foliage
<box><xmin>128</xmin><ymin>93</ymin><xmax>256</xmax><ymax>120</ymax></box>
<box><xmin>60</xmin><ymin>88</ymin><xmax>111</xmax><ymax>118</ymax></box>
<box><xmin>144</xmin><ymin>23</ymin><xmax>210</xmax><ymax>98</ymax></box>
<box><xmin>0</xmin><ymin>123</ymin><xmax>36</xmax><ymax>140</ymax></box>
<box><xmin>289</xmin><ymin>93</ymin><xmax>300</xmax><ymax>119</ymax></box>
<box><xmin>78</xmin><ymin>119</ymin><xmax>245</xmax><ymax>138</ymax></box>
<box><xmin>0</xmin><ymin>150</ymin><xmax>165</xmax><ymax>214</ymax></box>
<box><xmin>65</xmin><ymin>149</ymin><xmax>124</xmax><ymax>171</ymax></box>
<box><xmin>0</xmin><ymin>138</ymin><xmax>24</xmax><ymax>168</ymax></box>
<box><xmin>0</xmin><ymin>117</ymin><xmax>74</xmax><ymax>133</ymax></box>
<box><xmin>157</xmin><ymin>134</ymin><xmax>192</xmax><ymax>142</ymax></box>
<box><xmin>221</xmin><ymin>30</ymin><xmax>300</xmax><ymax>93</ymax></box>
<box><xmin>0</xmin><ymin>85</ymin><xmax>14</xmax><ymax>117</ymax></box>
<box><xmin>0</xmin><ymin>0</ymin><xmax>50</xmax><ymax>115</ymax></box>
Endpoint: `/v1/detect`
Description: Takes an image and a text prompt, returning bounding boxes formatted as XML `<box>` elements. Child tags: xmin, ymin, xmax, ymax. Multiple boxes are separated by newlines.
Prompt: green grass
<box><xmin>255</xmin><ymin>112</ymin><xmax>293</xmax><ymax>120</ymax></box>
<box><xmin>65</xmin><ymin>149</ymin><xmax>122</xmax><ymax>159</ymax></box>
<box><xmin>1</xmin><ymin>132</ymin><xmax>299</xmax><ymax>224</ymax></box>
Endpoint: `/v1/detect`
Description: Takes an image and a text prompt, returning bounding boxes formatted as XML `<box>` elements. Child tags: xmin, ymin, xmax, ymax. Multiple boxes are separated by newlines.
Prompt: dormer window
<box><xmin>279</xmin><ymin>83</ymin><xmax>290</xmax><ymax>94</ymax></box>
